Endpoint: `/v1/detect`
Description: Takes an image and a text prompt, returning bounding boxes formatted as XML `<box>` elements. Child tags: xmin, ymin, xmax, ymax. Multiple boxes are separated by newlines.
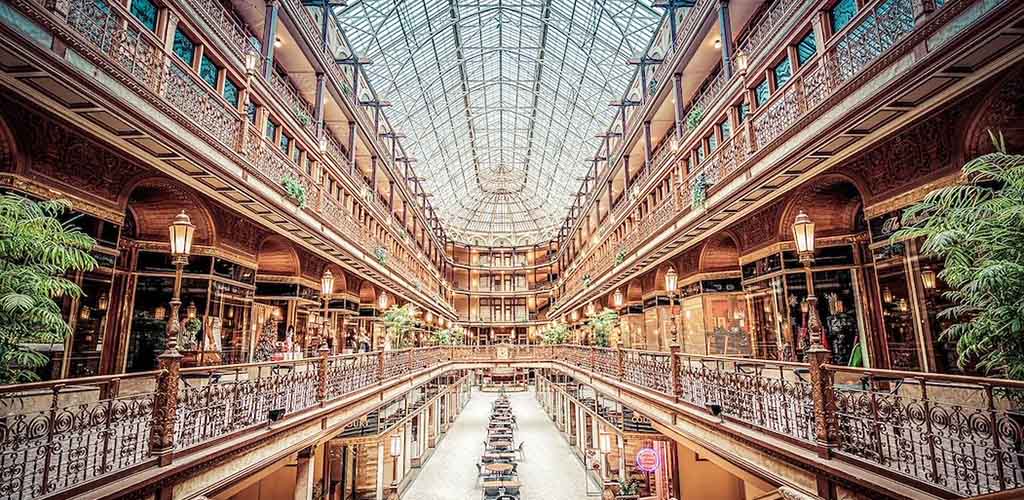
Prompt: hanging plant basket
<box><xmin>281</xmin><ymin>175</ymin><xmax>307</xmax><ymax>208</ymax></box>
<box><xmin>691</xmin><ymin>173</ymin><xmax>709</xmax><ymax>208</ymax></box>
<box><xmin>374</xmin><ymin>246</ymin><xmax>389</xmax><ymax>265</ymax></box>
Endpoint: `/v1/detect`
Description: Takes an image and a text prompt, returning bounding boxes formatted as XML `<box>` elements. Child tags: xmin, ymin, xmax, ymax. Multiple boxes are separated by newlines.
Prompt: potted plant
<box><xmin>540</xmin><ymin>322</ymin><xmax>569</xmax><ymax>344</ymax></box>
<box><xmin>0</xmin><ymin>194</ymin><xmax>97</xmax><ymax>384</ymax></box>
<box><xmin>616</xmin><ymin>479</ymin><xmax>640</xmax><ymax>499</ymax></box>
<box><xmin>281</xmin><ymin>175</ymin><xmax>307</xmax><ymax>207</ymax></box>
<box><xmin>588</xmin><ymin>309</ymin><xmax>619</xmax><ymax>347</ymax></box>
<box><xmin>382</xmin><ymin>303</ymin><xmax>416</xmax><ymax>349</ymax></box>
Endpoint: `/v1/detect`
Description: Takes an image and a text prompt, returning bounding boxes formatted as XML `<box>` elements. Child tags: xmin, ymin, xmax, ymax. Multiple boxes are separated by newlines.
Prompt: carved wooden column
<box><xmin>807</xmin><ymin>337</ymin><xmax>834</xmax><ymax>458</ymax></box>
<box><xmin>669</xmin><ymin>343</ymin><xmax>681</xmax><ymax>400</ymax></box>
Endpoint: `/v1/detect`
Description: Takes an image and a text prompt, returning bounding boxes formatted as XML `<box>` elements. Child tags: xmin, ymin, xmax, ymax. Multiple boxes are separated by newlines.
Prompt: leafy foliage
<box><xmin>382</xmin><ymin>303</ymin><xmax>417</xmax><ymax>349</ymax></box>
<box><xmin>617</xmin><ymin>479</ymin><xmax>640</xmax><ymax>496</ymax></box>
<box><xmin>281</xmin><ymin>175</ymin><xmax>307</xmax><ymax>207</ymax></box>
<box><xmin>588</xmin><ymin>309</ymin><xmax>619</xmax><ymax>347</ymax></box>
<box><xmin>540</xmin><ymin>321</ymin><xmax>569</xmax><ymax>345</ymax></box>
<box><xmin>686</xmin><ymin>105</ymin><xmax>704</xmax><ymax>131</ymax></box>
<box><xmin>0</xmin><ymin>195</ymin><xmax>97</xmax><ymax>384</ymax></box>
<box><xmin>432</xmin><ymin>325</ymin><xmax>466</xmax><ymax>345</ymax></box>
<box><xmin>893</xmin><ymin>139</ymin><xmax>1024</xmax><ymax>378</ymax></box>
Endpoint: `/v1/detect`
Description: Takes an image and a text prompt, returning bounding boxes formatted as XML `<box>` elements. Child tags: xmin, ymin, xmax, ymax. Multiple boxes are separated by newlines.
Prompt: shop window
<box><xmin>223</xmin><ymin>78</ymin><xmax>240</xmax><ymax>107</ymax></box>
<box><xmin>280</xmin><ymin>133</ymin><xmax>291</xmax><ymax>155</ymax></box>
<box><xmin>774</xmin><ymin>57</ymin><xmax>792</xmax><ymax>88</ymax></box>
<box><xmin>129</xmin><ymin>0</ymin><xmax>158</xmax><ymax>31</ymax></box>
<box><xmin>830</xmin><ymin>0</ymin><xmax>858</xmax><ymax>33</ymax></box>
<box><xmin>199</xmin><ymin>55</ymin><xmax>220</xmax><ymax>88</ymax></box>
<box><xmin>796</xmin><ymin>31</ymin><xmax>817</xmax><ymax>66</ymax></box>
<box><xmin>755</xmin><ymin>79</ymin><xmax>770</xmax><ymax>107</ymax></box>
<box><xmin>265</xmin><ymin>119</ymin><xmax>278</xmax><ymax>141</ymax></box>
<box><xmin>719</xmin><ymin>119</ymin><xmax>731</xmax><ymax>141</ymax></box>
<box><xmin>172</xmin><ymin>28</ymin><xmax>196</xmax><ymax>65</ymax></box>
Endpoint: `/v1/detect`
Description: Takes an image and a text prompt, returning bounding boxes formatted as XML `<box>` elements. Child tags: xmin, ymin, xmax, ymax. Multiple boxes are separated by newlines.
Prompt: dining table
<box><xmin>484</xmin><ymin>462</ymin><xmax>514</xmax><ymax>474</ymax></box>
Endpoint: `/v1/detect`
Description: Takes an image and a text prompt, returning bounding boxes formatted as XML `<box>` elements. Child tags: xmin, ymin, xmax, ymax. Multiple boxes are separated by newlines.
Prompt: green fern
<box><xmin>0</xmin><ymin>194</ymin><xmax>97</xmax><ymax>384</ymax></box>
<box><xmin>892</xmin><ymin>135</ymin><xmax>1024</xmax><ymax>378</ymax></box>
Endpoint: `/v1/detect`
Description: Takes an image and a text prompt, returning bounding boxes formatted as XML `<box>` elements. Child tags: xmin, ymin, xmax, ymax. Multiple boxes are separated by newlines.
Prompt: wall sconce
<box><xmin>881</xmin><ymin>287</ymin><xmax>894</xmax><ymax>304</ymax></box>
<box><xmin>921</xmin><ymin>270</ymin><xmax>937</xmax><ymax>290</ymax></box>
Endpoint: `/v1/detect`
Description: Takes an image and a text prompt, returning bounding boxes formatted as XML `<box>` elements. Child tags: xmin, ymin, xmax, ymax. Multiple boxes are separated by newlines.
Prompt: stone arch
<box><xmin>778</xmin><ymin>175</ymin><xmax>866</xmax><ymax>241</ymax></box>
<box><xmin>699</xmin><ymin>232</ymin><xmax>741</xmax><ymax>273</ymax></box>
<box><xmin>122</xmin><ymin>177</ymin><xmax>216</xmax><ymax>246</ymax></box>
<box><xmin>358</xmin><ymin>280</ymin><xmax>379</xmax><ymax>307</ymax></box>
<box><xmin>626</xmin><ymin>278</ymin><xmax>643</xmax><ymax>304</ymax></box>
<box><xmin>256</xmin><ymin>235</ymin><xmax>300</xmax><ymax>277</ymax></box>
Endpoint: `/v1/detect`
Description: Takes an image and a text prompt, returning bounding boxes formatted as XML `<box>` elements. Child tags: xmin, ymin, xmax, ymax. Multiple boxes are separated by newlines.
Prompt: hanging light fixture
<box><xmin>244</xmin><ymin>46</ymin><xmax>261</xmax><ymax>75</ymax></box>
<box><xmin>665</xmin><ymin>266</ymin><xmax>678</xmax><ymax>293</ymax></box>
<box><xmin>613</xmin><ymin>288</ymin><xmax>624</xmax><ymax>308</ymax></box>
<box><xmin>882</xmin><ymin>287</ymin><xmax>894</xmax><ymax>304</ymax></box>
<box><xmin>97</xmin><ymin>292</ymin><xmax>109</xmax><ymax>311</ymax></box>
<box><xmin>791</xmin><ymin>211</ymin><xmax>816</xmax><ymax>264</ymax></box>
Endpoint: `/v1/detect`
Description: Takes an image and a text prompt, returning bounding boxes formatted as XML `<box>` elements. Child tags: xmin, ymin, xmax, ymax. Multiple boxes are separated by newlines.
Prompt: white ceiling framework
<box><xmin>335</xmin><ymin>0</ymin><xmax>661</xmax><ymax>246</ymax></box>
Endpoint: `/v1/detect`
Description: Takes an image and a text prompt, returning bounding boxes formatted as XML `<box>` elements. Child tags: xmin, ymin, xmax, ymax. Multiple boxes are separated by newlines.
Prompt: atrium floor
<box><xmin>401</xmin><ymin>388</ymin><xmax>595</xmax><ymax>500</ymax></box>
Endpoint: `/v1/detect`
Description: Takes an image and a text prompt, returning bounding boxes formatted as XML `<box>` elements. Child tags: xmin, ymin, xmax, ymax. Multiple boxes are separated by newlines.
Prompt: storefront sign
<box><xmin>635</xmin><ymin>447</ymin><xmax>660</xmax><ymax>473</ymax></box>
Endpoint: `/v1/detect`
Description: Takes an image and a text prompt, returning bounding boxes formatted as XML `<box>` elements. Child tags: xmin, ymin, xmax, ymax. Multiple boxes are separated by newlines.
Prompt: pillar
<box><xmin>314</xmin><ymin>72</ymin><xmax>326</xmax><ymax>136</ymax></box>
<box><xmin>294</xmin><ymin>446</ymin><xmax>314</xmax><ymax>500</ymax></box>
<box><xmin>370</xmin><ymin>156</ymin><xmax>378</xmax><ymax>188</ymax></box>
<box><xmin>643</xmin><ymin>120</ymin><xmax>653</xmax><ymax>171</ymax></box>
<box><xmin>261</xmin><ymin>0</ymin><xmax>279</xmax><ymax>80</ymax></box>
<box><xmin>347</xmin><ymin>121</ymin><xmax>357</xmax><ymax>174</ymax></box>
<box><xmin>375</xmin><ymin>442</ymin><xmax>385</xmax><ymax>500</ymax></box>
<box><xmin>718</xmin><ymin>0</ymin><xmax>734</xmax><ymax>79</ymax></box>
<box><xmin>672</xmin><ymin>73</ymin><xmax>685</xmax><ymax>135</ymax></box>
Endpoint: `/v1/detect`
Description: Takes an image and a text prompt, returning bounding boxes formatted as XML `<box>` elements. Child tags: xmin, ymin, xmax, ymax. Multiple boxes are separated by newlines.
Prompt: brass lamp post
<box><xmin>166</xmin><ymin>211</ymin><xmax>195</xmax><ymax>351</ymax></box>
<box><xmin>387</xmin><ymin>433</ymin><xmax>402</xmax><ymax>500</ymax></box>
<box><xmin>792</xmin><ymin>210</ymin><xmax>825</xmax><ymax>352</ymax></box>
<box><xmin>321</xmin><ymin>269</ymin><xmax>334</xmax><ymax>351</ymax></box>
<box><xmin>665</xmin><ymin>265</ymin><xmax>679</xmax><ymax>346</ymax></box>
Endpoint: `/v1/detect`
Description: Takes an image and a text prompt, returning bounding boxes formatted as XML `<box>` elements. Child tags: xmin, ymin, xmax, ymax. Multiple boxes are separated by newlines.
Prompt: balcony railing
<box><xmin>3</xmin><ymin>343</ymin><xmax>1023</xmax><ymax>498</ymax></box>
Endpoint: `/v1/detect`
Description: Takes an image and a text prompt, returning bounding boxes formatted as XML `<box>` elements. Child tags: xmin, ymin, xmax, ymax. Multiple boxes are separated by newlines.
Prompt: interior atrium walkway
<box><xmin>402</xmin><ymin>389</ymin><xmax>593</xmax><ymax>500</ymax></box>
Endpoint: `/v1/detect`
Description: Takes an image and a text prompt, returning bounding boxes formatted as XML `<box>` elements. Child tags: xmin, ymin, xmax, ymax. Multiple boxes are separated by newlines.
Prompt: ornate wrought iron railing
<box><xmin>3</xmin><ymin>343</ymin><xmax>1024</xmax><ymax>497</ymax></box>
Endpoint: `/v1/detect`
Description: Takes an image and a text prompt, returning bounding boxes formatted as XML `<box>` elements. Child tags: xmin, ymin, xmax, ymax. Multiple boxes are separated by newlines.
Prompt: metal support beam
<box><xmin>718</xmin><ymin>0</ymin><xmax>734</xmax><ymax>79</ymax></box>
<box><xmin>261</xmin><ymin>0</ymin><xmax>279</xmax><ymax>81</ymax></box>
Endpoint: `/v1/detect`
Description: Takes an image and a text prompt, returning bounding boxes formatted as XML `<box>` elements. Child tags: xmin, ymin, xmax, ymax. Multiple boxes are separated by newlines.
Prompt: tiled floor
<box><xmin>401</xmin><ymin>388</ymin><xmax>595</xmax><ymax>500</ymax></box>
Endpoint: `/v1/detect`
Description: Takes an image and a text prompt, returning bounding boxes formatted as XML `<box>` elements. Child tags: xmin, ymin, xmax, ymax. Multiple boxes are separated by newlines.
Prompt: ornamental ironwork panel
<box><xmin>327</xmin><ymin>352</ymin><xmax>381</xmax><ymax>400</ymax></box>
<box><xmin>0</xmin><ymin>376</ymin><xmax>157</xmax><ymax>500</ymax></box>
<box><xmin>829</xmin><ymin>372</ymin><xmax>1024</xmax><ymax>496</ymax></box>
<box><xmin>622</xmin><ymin>349</ymin><xmax>672</xmax><ymax>395</ymax></box>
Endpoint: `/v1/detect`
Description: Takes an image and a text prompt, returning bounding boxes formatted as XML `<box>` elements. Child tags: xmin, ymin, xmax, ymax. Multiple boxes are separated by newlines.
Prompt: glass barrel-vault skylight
<box><xmin>334</xmin><ymin>0</ymin><xmax>661</xmax><ymax>246</ymax></box>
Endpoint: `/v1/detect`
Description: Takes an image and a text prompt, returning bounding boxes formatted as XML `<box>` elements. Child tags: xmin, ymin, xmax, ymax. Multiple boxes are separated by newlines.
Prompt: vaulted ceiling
<box><xmin>335</xmin><ymin>0</ymin><xmax>661</xmax><ymax>246</ymax></box>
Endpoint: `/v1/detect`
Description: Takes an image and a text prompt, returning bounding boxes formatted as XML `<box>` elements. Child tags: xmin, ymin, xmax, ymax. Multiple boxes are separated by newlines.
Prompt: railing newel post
<box><xmin>317</xmin><ymin>345</ymin><xmax>330</xmax><ymax>406</ymax></box>
<box><xmin>807</xmin><ymin>350</ymin><xmax>834</xmax><ymax>459</ymax></box>
<box><xmin>669</xmin><ymin>344</ymin><xmax>681</xmax><ymax>401</ymax></box>
<box><xmin>149</xmin><ymin>347</ymin><xmax>182</xmax><ymax>466</ymax></box>
<box><xmin>616</xmin><ymin>344</ymin><xmax>625</xmax><ymax>380</ymax></box>
<box><xmin>377</xmin><ymin>350</ymin><xmax>386</xmax><ymax>383</ymax></box>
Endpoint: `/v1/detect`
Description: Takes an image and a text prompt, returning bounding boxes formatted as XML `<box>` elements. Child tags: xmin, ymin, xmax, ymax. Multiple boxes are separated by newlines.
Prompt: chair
<box><xmin>475</xmin><ymin>463</ymin><xmax>488</xmax><ymax>483</ymax></box>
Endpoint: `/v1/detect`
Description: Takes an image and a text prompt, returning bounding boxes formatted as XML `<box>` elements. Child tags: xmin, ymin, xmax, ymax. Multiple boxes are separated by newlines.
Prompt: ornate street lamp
<box><xmin>387</xmin><ymin>433</ymin><xmax>403</xmax><ymax>500</ymax></box>
<box><xmin>585</xmin><ymin>302</ymin><xmax>596</xmax><ymax>317</ymax></box>
<box><xmin>665</xmin><ymin>265</ymin><xmax>679</xmax><ymax>346</ymax></box>
<box><xmin>165</xmin><ymin>211</ymin><xmax>194</xmax><ymax>352</ymax></box>
<box><xmin>378</xmin><ymin>291</ymin><xmax>390</xmax><ymax>311</ymax></box>
<box><xmin>791</xmin><ymin>210</ymin><xmax>826</xmax><ymax>352</ymax></box>
<box><xmin>613</xmin><ymin>288</ymin><xmax>624</xmax><ymax>309</ymax></box>
<box><xmin>921</xmin><ymin>270</ymin><xmax>937</xmax><ymax>290</ymax></box>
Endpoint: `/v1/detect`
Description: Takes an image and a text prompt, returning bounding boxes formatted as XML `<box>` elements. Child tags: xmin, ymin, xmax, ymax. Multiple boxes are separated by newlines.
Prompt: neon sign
<box><xmin>635</xmin><ymin>447</ymin><xmax>660</xmax><ymax>473</ymax></box>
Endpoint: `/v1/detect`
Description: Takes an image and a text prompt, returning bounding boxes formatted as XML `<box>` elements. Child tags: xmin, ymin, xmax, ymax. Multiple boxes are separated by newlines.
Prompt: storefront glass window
<box><xmin>873</xmin><ymin>244</ymin><xmax>920</xmax><ymax>370</ymax></box>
